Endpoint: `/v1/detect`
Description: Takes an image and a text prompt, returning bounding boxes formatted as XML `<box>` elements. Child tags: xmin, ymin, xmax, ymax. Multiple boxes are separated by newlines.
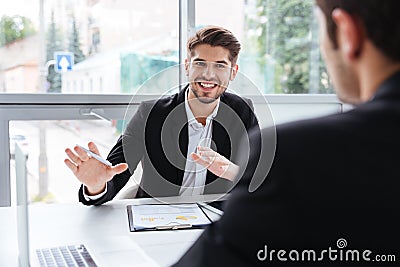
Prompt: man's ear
<box><xmin>230</xmin><ymin>64</ymin><xmax>239</xmax><ymax>81</ymax></box>
<box><xmin>332</xmin><ymin>8</ymin><xmax>364</xmax><ymax>60</ymax></box>
<box><xmin>184</xmin><ymin>58</ymin><xmax>189</xmax><ymax>76</ymax></box>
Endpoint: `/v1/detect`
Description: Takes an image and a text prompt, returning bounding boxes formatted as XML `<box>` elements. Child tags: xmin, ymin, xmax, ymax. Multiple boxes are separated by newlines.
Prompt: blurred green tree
<box><xmin>68</xmin><ymin>16</ymin><xmax>85</xmax><ymax>64</ymax></box>
<box><xmin>0</xmin><ymin>15</ymin><xmax>36</xmax><ymax>46</ymax></box>
<box><xmin>244</xmin><ymin>0</ymin><xmax>333</xmax><ymax>94</ymax></box>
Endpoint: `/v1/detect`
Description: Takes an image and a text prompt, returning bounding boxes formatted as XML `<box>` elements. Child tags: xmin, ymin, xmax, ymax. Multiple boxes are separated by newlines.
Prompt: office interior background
<box><xmin>0</xmin><ymin>0</ymin><xmax>344</xmax><ymax>207</ymax></box>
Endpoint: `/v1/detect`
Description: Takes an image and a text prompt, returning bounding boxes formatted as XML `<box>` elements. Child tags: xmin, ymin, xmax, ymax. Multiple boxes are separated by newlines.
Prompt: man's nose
<box><xmin>203</xmin><ymin>64</ymin><xmax>216</xmax><ymax>79</ymax></box>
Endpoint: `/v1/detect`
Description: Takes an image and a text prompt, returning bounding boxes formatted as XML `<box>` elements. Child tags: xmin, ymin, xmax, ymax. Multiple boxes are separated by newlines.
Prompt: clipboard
<box><xmin>126</xmin><ymin>203</ymin><xmax>213</xmax><ymax>232</ymax></box>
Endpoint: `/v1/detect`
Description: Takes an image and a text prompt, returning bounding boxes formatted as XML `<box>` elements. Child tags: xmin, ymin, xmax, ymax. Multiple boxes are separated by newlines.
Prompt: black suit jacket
<box><xmin>79</xmin><ymin>87</ymin><xmax>260</xmax><ymax>205</ymax></box>
<box><xmin>174</xmin><ymin>72</ymin><xmax>400</xmax><ymax>266</ymax></box>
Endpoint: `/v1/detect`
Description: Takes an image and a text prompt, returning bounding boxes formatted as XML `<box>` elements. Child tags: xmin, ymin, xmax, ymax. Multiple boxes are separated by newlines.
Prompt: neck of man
<box><xmin>357</xmin><ymin>42</ymin><xmax>400</xmax><ymax>101</ymax></box>
<box><xmin>187</xmin><ymin>90</ymin><xmax>219</xmax><ymax>126</ymax></box>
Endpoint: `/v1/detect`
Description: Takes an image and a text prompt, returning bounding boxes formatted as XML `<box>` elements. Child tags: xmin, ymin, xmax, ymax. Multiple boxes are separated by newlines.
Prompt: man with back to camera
<box><xmin>64</xmin><ymin>26</ymin><xmax>260</xmax><ymax>205</ymax></box>
<box><xmin>174</xmin><ymin>1</ymin><xmax>400</xmax><ymax>266</ymax></box>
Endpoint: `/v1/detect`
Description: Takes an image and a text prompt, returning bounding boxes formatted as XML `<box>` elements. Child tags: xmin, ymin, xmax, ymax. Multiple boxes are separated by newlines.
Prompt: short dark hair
<box><xmin>316</xmin><ymin>0</ymin><xmax>400</xmax><ymax>62</ymax></box>
<box><xmin>187</xmin><ymin>26</ymin><xmax>241</xmax><ymax>65</ymax></box>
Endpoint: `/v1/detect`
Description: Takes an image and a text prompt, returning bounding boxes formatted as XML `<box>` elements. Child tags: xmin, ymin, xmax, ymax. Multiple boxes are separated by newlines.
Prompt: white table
<box><xmin>0</xmin><ymin>194</ymin><xmax>225</xmax><ymax>267</ymax></box>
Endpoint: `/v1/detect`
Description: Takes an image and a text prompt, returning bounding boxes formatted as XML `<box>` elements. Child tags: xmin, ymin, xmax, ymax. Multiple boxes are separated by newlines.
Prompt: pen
<box><xmin>76</xmin><ymin>144</ymin><xmax>112</xmax><ymax>167</ymax></box>
<box><xmin>197</xmin><ymin>202</ymin><xmax>224</xmax><ymax>216</ymax></box>
<box><xmin>155</xmin><ymin>224</ymin><xmax>192</xmax><ymax>230</ymax></box>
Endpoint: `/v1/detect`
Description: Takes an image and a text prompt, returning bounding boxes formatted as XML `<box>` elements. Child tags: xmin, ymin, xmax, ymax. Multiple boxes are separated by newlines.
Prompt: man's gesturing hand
<box><xmin>64</xmin><ymin>142</ymin><xmax>128</xmax><ymax>195</ymax></box>
<box><xmin>191</xmin><ymin>146</ymin><xmax>239</xmax><ymax>181</ymax></box>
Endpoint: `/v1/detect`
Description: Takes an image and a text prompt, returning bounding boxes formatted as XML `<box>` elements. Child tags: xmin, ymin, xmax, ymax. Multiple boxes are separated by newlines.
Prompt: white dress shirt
<box><xmin>179</xmin><ymin>89</ymin><xmax>220</xmax><ymax>196</ymax></box>
<box><xmin>84</xmin><ymin>89</ymin><xmax>220</xmax><ymax>200</ymax></box>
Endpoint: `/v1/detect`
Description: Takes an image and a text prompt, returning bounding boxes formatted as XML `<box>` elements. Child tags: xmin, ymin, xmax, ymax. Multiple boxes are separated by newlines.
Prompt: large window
<box><xmin>0</xmin><ymin>0</ymin><xmax>332</xmax><ymax>95</ymax></box>
<box><xmin>0</xmin><ymin>0</ymin><xmax>339</xmax><ymax>206</ymax></box>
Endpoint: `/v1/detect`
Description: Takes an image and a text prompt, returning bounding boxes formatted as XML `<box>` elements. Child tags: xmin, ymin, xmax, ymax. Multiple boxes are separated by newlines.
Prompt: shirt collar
<box><xmin>184</xmin><ymin>87</ymin><xmax>220</xmax><ymax>126</ymax></box>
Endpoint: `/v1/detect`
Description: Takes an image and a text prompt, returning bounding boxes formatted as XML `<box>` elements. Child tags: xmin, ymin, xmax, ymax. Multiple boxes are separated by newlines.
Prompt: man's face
<box><xmin>317</xmin><ymin>8</ymin><xmax>361</xmax><ymax>104</ymax></box>
<box><xmin>185</xmin><ymin>44</ymin><xmax>238</xmax><ymax>104</ymax></box>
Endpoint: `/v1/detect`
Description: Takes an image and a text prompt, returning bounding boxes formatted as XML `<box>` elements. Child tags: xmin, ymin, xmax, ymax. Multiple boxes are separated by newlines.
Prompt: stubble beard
<box><xmin>190</xmin><ymin>81</ymin><xmax>228</xmax><ymax>104</ymax></box>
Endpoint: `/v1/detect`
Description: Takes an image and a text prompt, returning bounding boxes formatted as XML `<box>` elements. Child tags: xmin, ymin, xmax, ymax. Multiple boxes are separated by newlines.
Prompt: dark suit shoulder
<box><xmin>266</xmin><ymin>111</ymin><xmax>359</xmax><ymax>166</ymax></box>
<box><xmin>221</xmin><ymin>92</ymin><xmax>253</xmax><ymax>108</ymax></box>
<box><xmin>275</xmin><ymin>99</ymin><xmax>400</xmax><ymax>147</ymax></box>
<box><xmin>276</xmin><ymin>112</ymin><xmax>349</xmax><ymax>138</ymax></box>
<box><xmin>220</xmin><ymin>92</ymin><xmax>257</xmax><ymax>127</ymax></box>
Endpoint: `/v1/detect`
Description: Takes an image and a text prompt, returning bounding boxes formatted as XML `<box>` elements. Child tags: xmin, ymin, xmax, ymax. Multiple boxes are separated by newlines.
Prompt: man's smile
<box><xmin>196</xmin><ymin>81</ymin><xmax>220</xmax><ymax>92</ymax></box>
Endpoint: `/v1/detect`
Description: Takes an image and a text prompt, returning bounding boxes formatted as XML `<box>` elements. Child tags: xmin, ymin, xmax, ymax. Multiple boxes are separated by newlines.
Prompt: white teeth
<box><xmin>199</xmin><ymin>82</ymin><xmax>216</xmax><ymax>88</ymax></box>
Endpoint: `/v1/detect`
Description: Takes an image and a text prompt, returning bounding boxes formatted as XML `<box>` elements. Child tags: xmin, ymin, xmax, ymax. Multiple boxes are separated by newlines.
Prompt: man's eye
<box><xmin>216</xmin><ymin>64</ymin><xmax>226</xmax><ymax>69</ymax></box>
<box><xmin>194</xmin><ymin>62</ymin><xmax>206</xmax><ymax>66</ymax></box>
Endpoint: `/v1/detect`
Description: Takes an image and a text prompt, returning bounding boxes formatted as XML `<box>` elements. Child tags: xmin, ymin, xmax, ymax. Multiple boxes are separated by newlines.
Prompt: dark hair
<box><xmin>187</xmin><ymin>26</ymin><xmax>241</xmax><ymax>65</ymax></box>
<box><xmin>316</xmin><ymin>0</ymin><xmax>400</xmax><ymax>61</ymax></box>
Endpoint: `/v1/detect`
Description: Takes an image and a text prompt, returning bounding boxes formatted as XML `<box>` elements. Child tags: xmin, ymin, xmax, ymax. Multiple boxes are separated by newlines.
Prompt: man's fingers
<box><xmin>198</xmin><ymin>149</ymin><xmax>216</xmax><ymax>155</ymax></box>
<box><xmin>194</xmin><ymin>148</ymin><xmax>239</xmax><ymax>180</ymax></box>
<box><xmin>192</xmin><ymin>152</ymin><xmax>209</xmax><ymax>163</ymax></box>
<box><xmin>199</xmin><ymin>151</ymin><xmax>218</xmax><ymax>159</ymax></box>
<box><xmin>190</xmin><ymin>152</ymin><xmax>211</xmax><ymax>167</ymax></box>
<box><xmin>199</xmin><ymin>152</ymin><xmax>220</xmax><ymax>164</ymax></box>
<box><xmin>65</xmin><ymin>148</ymin><xmax>83</xmax><ymax>165</ymax></box>
<box><xmin>197</xmin><ymin>146</ymin><xmax>215</xmax><ymax>153</ymax></box>
<box><xmin>74</xmin><ymin>145</ymin><xmax>90</xmax><ymax>161</ymax></box>
<box><xmin>190</xmin><ymin>152</ymin><xmax>202</xmax><ymax>162</ymax></box>
<box><xmin>88</xmin><ymin>142</ymin><xmax>101</xmax><ymax>155</ymax></box>
<box><xmin>64</xmin><ymin>158</ymin><xmax>78</xmax><ymax>173</ymax></box>
<box><xmin>197</xmin><ymin>147</ymin><xmax>222</xmax><ymax>161</ymax></box>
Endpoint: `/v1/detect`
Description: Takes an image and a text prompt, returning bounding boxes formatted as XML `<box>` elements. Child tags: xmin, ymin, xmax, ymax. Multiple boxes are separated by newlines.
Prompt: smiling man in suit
<box><xmin>64</xmin><ymin>26</ymin><xmax>260</xmax><ymax>204</ymax></box>
<box><xmin>174</xmin><ymin>1</ymin><xmax>400</xmax><ymax>266</ymax></box>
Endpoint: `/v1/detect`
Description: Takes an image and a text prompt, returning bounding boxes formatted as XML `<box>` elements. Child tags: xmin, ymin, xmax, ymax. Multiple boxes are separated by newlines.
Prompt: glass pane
<box><xmin>0</xmin><ymin>0</ymin><xmax>178</xmax><ymax>94</ymax></box>
<box><xmin>196</xmin><ymin>0</ymin><xmax>334</xmax><ymax>94</ymax></box>
<box><xmin>9</xmin><ymin>120</ymin><xmax>141</xmax><ymax>204</ymax></box>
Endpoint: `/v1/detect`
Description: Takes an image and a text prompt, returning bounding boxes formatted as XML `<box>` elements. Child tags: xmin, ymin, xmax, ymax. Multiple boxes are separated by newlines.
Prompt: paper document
<box><xmin>127</xmin><ymin>203</ymin><xmax>212</xmax><ymax>231</ymax></box>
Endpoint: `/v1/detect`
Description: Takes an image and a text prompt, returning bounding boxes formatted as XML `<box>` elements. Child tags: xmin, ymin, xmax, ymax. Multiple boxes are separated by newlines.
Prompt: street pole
<box><xmin>38</xmin><ymin>122</ymin><xmax>48</xmax><ymax>199</ymax></box>
<box><xmin>39</xmin><ymin>0</ymin><xmax>46</xmax><ymax>93</ymax></box>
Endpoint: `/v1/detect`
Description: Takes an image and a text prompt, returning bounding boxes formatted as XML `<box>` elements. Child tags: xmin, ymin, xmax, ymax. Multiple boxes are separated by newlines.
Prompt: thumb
<box><xmin>111</xmin><ymin>163</ymin><xmax>129</xmax><ymax>175</ymax></box>
<box><xmin>219</xmin><ymin>165</ymin><xmax>228</xmax><ymax>172</ymax></box>
<box><xmin>190</xmin><ymin>152</ymin><xmax>200</xmax><ymax>161</ymax></box>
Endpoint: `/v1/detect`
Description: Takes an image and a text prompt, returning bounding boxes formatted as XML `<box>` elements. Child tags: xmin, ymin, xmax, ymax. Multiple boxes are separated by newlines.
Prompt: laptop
<box><xmin>14</xmin><ymin>142</ymin><xmax>159</xmax><ymax>267</ymax></box>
